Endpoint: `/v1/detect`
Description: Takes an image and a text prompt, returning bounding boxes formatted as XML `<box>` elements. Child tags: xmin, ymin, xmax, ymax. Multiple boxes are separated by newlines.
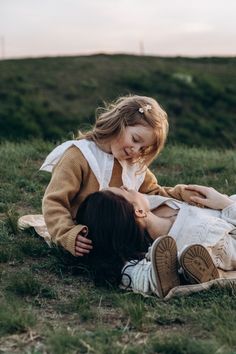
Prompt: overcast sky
<box><xmin>1</xmin><ymin>0</ymin><xmax>236</xmax><ymax>59</ymax></box>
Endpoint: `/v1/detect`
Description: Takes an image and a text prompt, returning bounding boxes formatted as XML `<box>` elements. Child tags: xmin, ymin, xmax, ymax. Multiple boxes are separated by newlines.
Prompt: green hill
<box><xmin>0</xmin><ymin>54</ymin><xmax>235</xmax><ymax>147</ymax></box>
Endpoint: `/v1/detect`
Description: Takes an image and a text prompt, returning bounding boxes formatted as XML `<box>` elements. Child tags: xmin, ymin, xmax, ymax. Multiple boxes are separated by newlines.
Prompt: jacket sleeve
<box><xmin>42</xmin><ymin>147</ymin><xmax>87</xmax><ymax>256</ymax></box>
<box><xmin>139</xmin><ymin>168</ymin><xmax>200</xmax><ymax>203</ymax></box>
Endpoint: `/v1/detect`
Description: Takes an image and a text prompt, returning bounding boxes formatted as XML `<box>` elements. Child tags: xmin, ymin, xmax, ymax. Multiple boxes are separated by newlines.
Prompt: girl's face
<box><xmin>107</xmin><ymin>186</ymin><xmax>150</xmax><ymax>211</ymax></box>
<box><xmin>109</xmin><ymin>124</ymin><xmax>156</xmax><ymax>161</ymax></box>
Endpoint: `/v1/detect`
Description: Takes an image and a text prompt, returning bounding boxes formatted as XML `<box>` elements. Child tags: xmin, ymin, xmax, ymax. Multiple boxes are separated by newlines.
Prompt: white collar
<box><xmin>40</xmin><ymin>139</ymin><xmax>146</xmax><ymax>190</ymax></box>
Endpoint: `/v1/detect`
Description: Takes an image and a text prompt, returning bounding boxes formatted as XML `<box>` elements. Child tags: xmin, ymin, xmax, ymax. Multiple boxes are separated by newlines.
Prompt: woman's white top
<box><xmin>40</xmin><ymin>139</ymin><xmax>146</xmax><ymax>191</ymax></box>
<box><xmin>146</xmin><ymin>194</ymin><xmax>236</xmax><ymax>253</ymax></box>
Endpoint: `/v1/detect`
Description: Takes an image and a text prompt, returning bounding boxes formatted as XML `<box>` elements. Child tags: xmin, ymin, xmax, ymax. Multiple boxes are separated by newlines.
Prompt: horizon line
<box><xmin>1</xmin><ymin>51</ymin><xmax>236</xmax><ymax>61</ymax></box>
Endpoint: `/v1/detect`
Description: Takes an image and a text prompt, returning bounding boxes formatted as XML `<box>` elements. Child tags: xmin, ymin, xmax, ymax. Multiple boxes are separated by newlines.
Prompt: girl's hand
<box><xmin>185</xmin><ymin>185</ymin><xmax>234</xmax><ymax>210</ymax></box>
<box><xmin>75</xmin><ymin>228</ymin><xmax>93</xmax><ymax>256</ymax></box>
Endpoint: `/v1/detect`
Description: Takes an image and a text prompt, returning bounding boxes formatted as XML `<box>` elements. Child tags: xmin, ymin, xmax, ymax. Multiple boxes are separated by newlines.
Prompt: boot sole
<box><xmin>151</xmin><ymin>235</ymin><xmax>180</xmax><ymax>298</ymax></box>
<box><xmin>180</xmin><ymin>244</ymin><xmax>220</xmax><ymax>284</ymax></box>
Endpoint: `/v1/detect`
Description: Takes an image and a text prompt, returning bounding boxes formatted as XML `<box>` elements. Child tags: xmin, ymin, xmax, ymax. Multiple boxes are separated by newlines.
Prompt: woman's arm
<box><xmin>185</xmin><ymin>185</ymin><xmax>234</xmax><ymax>210</ymax></box>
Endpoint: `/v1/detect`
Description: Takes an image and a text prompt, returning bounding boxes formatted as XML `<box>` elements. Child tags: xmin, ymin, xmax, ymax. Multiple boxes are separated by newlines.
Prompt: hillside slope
<box><xmin>0</xmin><ymin>54</ymin><xmax>235</xmax><ymax>147</ymax></box>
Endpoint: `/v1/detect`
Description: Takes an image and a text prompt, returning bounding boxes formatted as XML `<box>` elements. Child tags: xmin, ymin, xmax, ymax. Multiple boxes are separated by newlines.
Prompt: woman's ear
<box><xmin>134</xmin><ymin>208</ymin><xmax>147</xmax><ymax>229</ymax></box>
<box><xmin>134</xmin><ymin>208</ymin><xmax>147</xmax><ymax>218</ymax></box>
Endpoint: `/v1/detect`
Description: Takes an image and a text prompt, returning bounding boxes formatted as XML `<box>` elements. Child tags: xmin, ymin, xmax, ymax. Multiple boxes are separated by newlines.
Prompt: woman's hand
<box><xmin>75</xmin><ymin>227</ymin><xmax>93</xmax><ymax>256</ymax></box>
<box><xmin>185</xmin><ymin>185</ymin><xmax>234</xmax><ymax>210</ymax></box>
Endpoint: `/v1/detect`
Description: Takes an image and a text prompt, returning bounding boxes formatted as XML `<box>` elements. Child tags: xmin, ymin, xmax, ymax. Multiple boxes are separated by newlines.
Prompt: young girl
<box><xmin>40</xmin><ymin>95</ymin><xmax>199</xmax><ymax>258</ymax></box>
<box><xmin>75</xmin><ymin>185</ymin><xmax>236</xmax><ymax>297</ymax></box>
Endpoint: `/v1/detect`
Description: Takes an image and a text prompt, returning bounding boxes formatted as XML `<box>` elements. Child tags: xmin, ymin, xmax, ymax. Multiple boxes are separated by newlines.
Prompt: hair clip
<box><xmin>138</xmin><ymin>104</ymin><xmax>152</xmax><ymax>114</ymax></box>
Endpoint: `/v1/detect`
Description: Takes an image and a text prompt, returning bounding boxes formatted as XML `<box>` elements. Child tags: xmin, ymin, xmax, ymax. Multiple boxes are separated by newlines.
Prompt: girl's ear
<box><xmin>134</xmin><ymin>208</ymin><xmax>147</xmax><ymax>218</ymax></box>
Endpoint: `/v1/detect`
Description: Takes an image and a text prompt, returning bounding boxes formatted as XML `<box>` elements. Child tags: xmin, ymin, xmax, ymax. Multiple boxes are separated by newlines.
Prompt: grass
<box><xmin>0</xmin><ymin>297</ymin><xmax>35</xmax><ymax>336</ymax></box>
<box><xmin>0</xmin><ymin>140</ymin><xmax>236</xmax><ymax>353</ymax></box>
<box><xmin>115</xmin><ymin>294</ymin><xmax>149</xmax><ymax>330</ymax></box>
<box><xmin>56</xmin><ymin>291</ymin><xmax>95</xmax><ymax>321</ymax></box>
<box><xmin>150</xmin><ymin>335</ymin><xmax>219</xmax><ymax>354</ymax></box>
<box><xmin>4</xmin><ymin>270</ymin><xmax>57</xmax><ymax>299</ymax></box>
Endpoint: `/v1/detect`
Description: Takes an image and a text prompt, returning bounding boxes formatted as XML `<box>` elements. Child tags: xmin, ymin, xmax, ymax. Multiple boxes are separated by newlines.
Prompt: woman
<box><xmin>76</xmin><ymin>185</ymin><xmax>236</xmax><ymax>298</ymax></box>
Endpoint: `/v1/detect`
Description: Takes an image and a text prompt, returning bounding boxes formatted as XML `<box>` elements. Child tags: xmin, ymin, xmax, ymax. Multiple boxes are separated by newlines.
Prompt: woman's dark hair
<box><xmin>76</xmin><ymin>191</ymin><xmax>152</xmax><ymax>287</ymax></box>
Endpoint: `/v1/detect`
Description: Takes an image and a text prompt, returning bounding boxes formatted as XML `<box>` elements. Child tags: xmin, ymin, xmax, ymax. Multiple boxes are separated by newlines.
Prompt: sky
<box><xmin>1</xmin><ymin>0</ymin><xmax>236</xmax><ymax>59</ymax></box>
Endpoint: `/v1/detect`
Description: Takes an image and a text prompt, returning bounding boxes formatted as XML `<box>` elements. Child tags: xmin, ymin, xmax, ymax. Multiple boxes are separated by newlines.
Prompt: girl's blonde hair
<box><xmin>78</xmin><ymin>95</ymin><xmax>169</xmax><ymax>167</ymax></box>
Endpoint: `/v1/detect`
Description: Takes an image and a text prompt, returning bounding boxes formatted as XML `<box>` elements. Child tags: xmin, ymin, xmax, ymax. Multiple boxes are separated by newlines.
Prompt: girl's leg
<box><xmin>121</xmin><ymin>236</ymin><xmax>180</xmax><ymax>298</ymax></box>
<box><xmin>179</xmin><ymin>244</ymin><xmax>220</xmax><ymax>283</ymax></box>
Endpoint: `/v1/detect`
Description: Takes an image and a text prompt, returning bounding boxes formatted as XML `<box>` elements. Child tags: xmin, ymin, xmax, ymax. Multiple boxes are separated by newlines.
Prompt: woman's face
<box><xmin>107</xmin><ymin>186</ymin><xmax>150</xmax><ymax>211</ymax></box>
<box><xmin>109</xmin><ymin>124</ymin><xmax>156</xmax><ymax>161</ymax></box>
